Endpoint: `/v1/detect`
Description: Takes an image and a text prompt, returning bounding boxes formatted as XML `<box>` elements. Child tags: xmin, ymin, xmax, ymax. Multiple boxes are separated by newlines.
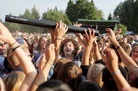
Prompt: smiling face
<box><xmin>0</xmin><ymin>40</ymin><xmax>7</xmax><ymax>55</ymax></box>
<box><xmin>40</xmin><ymin>36</ymin><xmax>48</xmax><ymax>49</ymax></box>
<box><xmin>63</xmin><ymin>41</ymin><xmax>75</xmax><ymax>57</ymax></box>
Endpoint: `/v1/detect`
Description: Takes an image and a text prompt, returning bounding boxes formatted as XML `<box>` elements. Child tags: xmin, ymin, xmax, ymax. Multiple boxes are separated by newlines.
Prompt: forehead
<box><xmin>65</xmin><ymin>41</ymin><xmax>73</xmax><ymax>45</ymax></box>
<box><xmin>40</xmin><ymin>36</ymin><xmax>47</xmax><ymax>40</ymax></box>
<box><xmin>134</xmin><ymin>46</ymin><xmax>138</xmax><ymax>50</ymax></box>
<box><xmin>0</xmin><ymin>40</ymin><xmax>4</xmax><ymax>43</ymax></box>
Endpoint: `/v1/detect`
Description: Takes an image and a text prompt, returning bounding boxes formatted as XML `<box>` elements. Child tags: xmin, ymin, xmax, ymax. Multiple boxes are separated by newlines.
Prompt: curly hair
<box><xmin>60</xmin><ymin>39</ymin><xmax>79</xmax><ymax>57</ymax></box>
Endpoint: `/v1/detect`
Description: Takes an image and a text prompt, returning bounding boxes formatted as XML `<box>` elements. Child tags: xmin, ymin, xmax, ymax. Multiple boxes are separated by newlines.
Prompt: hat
<box><xmin>16</xmin><ymin>38</ymin><xmax>24</xmax><ymax>44</ymax></box>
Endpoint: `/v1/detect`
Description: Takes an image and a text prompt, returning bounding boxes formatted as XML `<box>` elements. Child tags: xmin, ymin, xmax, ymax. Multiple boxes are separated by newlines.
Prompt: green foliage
<box><xmin>31</xmin><ymin>6</ymin><xmax>40</xmax><ymax>19</ymax></box>
<box><xmin>108</xmin><ymin>13</ymin><xmax>112</xmax><ymax>20</ymax></box>
<box><xmin>18</xmin><ymin>6</ymin><xmax>42</xmax><ymax>33</ymax></box>
<box><xmin>114</xmin><ymin>0</ymin><xmax>138</xmax><ymax>33</ymax></box>
<box><xmin>3</xmin><ymin>22</ymin><xmax>20</xmax><ymax>32</ymax></box>
<box><xmin>66</xmin><ymin>0</ymin><xmax>103</xmax><ymax>23</ymax></box>
<box><xmin>118</xmin><ymin>23</ymin><xmax>127</xmax><ymax>35</ymax></box>
<box><xmin>42</xmin><ymin>8</ymin><xmax>72</xmax><ymax>25</ymax></box>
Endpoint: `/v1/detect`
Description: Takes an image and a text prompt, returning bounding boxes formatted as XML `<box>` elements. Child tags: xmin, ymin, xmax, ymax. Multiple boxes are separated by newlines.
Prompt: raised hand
<box><xmin>0</xmin><ymin>22</ymin><xmax>16</xmax><ymax>44</ymax></box>
<box><xmin>102</xmin><ymin>48</ymin><xmax>119</xmax><ymax>73</ymax></box>
<box><xmin>82</xmin><ymin>28</ymin><xmax>96</xmax><ymax>47</ymax></box>
<box><xmin>105</xmin><ymin>28</ymin><xmax>118</xmax><ymax>44</ymax></box>
<box><xmin>45</xmin><ymin>44</ymin><xmax>55</xmax><ymax>63</ymax></box>
<box><xmin>55</xmin><ymin>20</ymin><xmax>68</xmax><ymax>39</ymax></box>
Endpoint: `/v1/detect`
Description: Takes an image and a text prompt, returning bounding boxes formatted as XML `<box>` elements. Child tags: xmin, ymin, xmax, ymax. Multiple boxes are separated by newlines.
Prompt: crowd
<box><xmin>0</xmin><ymin>21</ymin><xmax>138</xmax><ymax>91</ymax></box>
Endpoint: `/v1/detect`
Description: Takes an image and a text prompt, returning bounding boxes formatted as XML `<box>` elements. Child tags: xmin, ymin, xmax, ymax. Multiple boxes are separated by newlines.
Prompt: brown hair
<box><xmin>56</xmin><ymin>62</ymin><xmax>82</xmax><ymax>91</ymax></box>
<box><xmin>119</xmin><ymin>42</ymin><xmax>132</xmax><ymax>56</ymax></box>
<box><xmin>4</xmin><ymin>71</ymin><xmax>25</xmax><ymax>91</ymax></box>
<box><xmin>35</xmin><ymin>35</ymin><xmax>48</xmax><ymax>51</ymax></box>
<box><xmin>60</xmin><ymin>39</ymin><xmax>79</xmax><ymax>57</ymax></box>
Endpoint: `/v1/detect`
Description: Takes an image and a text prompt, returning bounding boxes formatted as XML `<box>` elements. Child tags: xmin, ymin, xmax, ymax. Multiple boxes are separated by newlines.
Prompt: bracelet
<box><xmin>116</xmin><ymin>46</ymin><xmax>120</xmax><ymax>50</ymax></box>
<box><xmin>46</xmin><ymin>61</ymin><xmax>53</xmax><ymax>65</ymax></box>
<box><xmin>111</xmin><ymin>69</ymin><xmax>121</xmax><ymax>77</ymax></box>
<box><xmin>9</xmin><ymin>41</ymin><xmax>17</xmax><ymax>47</ymax></box>
<box><xmin>12</xmin><ymin>45</ymin><xmax>20</xmax><ymax>52</ymax></box>
<box><xmin>56</xmin><ymin>38</ymin><xmax>62</xmax><ymax>40</ymax></box>
<box><xmin>10</xmin><ymin>42</ymin><xmax>19</xmax><ymax>49</ymax></box>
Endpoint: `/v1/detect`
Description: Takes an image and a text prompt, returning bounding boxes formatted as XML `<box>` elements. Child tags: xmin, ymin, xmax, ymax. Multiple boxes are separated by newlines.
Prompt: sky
<box><xmin>0</xmin><ymin>0</ymin><xmax>125</xmax><ymax>22</ymax></box>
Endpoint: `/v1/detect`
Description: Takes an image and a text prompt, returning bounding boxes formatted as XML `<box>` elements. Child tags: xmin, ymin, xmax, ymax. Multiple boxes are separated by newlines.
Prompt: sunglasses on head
<box><xmin>0</xmin><ymin>42</ymin><xmax>7</xmax><ymax>46</ymax></box>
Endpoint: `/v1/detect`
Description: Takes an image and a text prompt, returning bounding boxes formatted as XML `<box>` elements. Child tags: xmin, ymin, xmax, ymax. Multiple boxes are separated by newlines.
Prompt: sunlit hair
<box><xmin>119</xmin><ymin>42</ymin><xmax>132</xmax><ymax>56</ymax></box>
<box><xmin>87</xmin><ymin>63</ymin><xmax>105</xmax><ymax>87</ymax></box>
<box><xmin>7</xmin><ymin>43</ymin><xmax>30</xmax><ymax>69</ymax></box>
<box><xmin>56</xmin><ymin>62</ymin><xmax>82</xmax><ymax>91</ymax></box>
<box><xmin>54</xmin><ymin>58</ymin><xmax>71</xmax><ymax>76</ymax></box>
<box><xmin>60</xmin><ymin>39</ymin><xmax>79</xmax><ymax>57</ymax></box>
<box><xmin>35</xmin><ymin>35</ymin><xmax>48</xmax><ymax>51</ymax></box>
<box><xmin>4</xmin><ymin>71</ymin><xmax>25</xmax><ymax>91</ymax></box>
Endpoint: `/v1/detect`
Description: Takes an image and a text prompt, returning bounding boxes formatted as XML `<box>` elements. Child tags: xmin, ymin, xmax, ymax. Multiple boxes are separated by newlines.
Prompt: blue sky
<box><xmin>0</xmin><ymin>0</ymin><xmax>125</xmax><ymax>21</ymax></box>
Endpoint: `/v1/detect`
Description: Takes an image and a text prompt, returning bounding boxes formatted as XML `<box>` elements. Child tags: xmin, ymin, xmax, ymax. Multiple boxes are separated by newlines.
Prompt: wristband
<box><xmin>10</xmin><ymin>42</ymin><xmax>19</xmax><ymax>49</ymax></box>
<box><xmin>12</xmin><ymin>45</ymin><xmax>20</xmax><ymax>52</ymax></box>
<box><xmin>116</xmin><ymin>46</ymin><xmax>120</xmax><ymax>50</ymax></box>
<box><xmin>9</xmin><ymin>41</ymin><xmax>17</xmax><ymax>47</ymax></box>
<box><xmin>46</xmin><ymin>61</ymin><xmax>53</xmax><ymax>65</ymax></box>
<box><xmin>111</xmin><ymin>69</ymin><xmax>121</xmax><ymax>77</ymax></box>
<box><xmin>56</xmin><ymin>38</ymin><xmax>62</xmax><ymax>40</ymax></box>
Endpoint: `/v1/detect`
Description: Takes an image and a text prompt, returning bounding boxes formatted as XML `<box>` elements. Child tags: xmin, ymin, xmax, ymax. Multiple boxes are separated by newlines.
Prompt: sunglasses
<box><xmin>0</xmin><ymin>42</ymin><xmax>7</xmax><ymax>46</ymax></box>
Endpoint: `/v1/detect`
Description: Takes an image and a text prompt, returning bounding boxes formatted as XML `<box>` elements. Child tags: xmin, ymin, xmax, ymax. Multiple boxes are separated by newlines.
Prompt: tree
<box><xmin>66</xmin><ymin>0</ymin><xmax>103</xmax><ymax>23</ymax></box>
<box><xmin>118</xmin><ymin>23</ymin><xmax>127</xmax><ymax>35</ymax></box>
<box><xmin>131</xmin><ymin>0</ymin><xmax>138</xmax><ymax>33</ymax></box>
<box><xmin>108</xmin><ymin>13</ymin><xmax>112</xmax><ymax>20</ymax></box>
<box><xmin>42</xmin><ymin>8</ymin><xmax>72</xmax><ymax>25</ymax></box>
<box><xmin>0</xmin><ymin>19</ymin><xmax>2</xmax><ymax>22</ymax></box>
<box><xmin>31</xmin><ymin>5</ymin><xmax>40</xmax><ymax>19</ymax></box>
<box><xmin>114</xmin><ymin>0</ymin><xmax>135</xmax><ymax>32</ymax></box>
<box><xmin>3</xmin><ymin>22</ymin><xmax>20</xmax><ymax>32</ymax></box>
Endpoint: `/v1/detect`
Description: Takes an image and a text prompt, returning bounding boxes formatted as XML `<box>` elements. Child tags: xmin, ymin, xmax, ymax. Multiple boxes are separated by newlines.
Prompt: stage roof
<box><xmin>76</xmin><ymin>19</ymin><xmax>120</xmax><ymax>33</ymax></box>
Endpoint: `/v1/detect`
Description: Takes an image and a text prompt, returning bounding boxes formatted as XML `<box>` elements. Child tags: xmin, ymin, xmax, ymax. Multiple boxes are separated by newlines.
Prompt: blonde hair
<box><xmin>7</xmin><ymin>43</ymin><xmax>30</xmax><ymax>69</ymax></box>
<box><xmin>87</xmin><ymin>63</ymin><xmax>105</xmax><ymax>87</ymax></box>
<box><xmin>4</xmin><ymin>71</ymin><xmax>25</xmax><ymax>91</ymax></box>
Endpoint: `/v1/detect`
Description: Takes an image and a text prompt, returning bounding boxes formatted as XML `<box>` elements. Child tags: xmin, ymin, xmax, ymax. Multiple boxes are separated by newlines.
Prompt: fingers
<box><xmin>103</xmin><ymin>47</ymin><xmax>118</xmax><ymax>63</ymax></box>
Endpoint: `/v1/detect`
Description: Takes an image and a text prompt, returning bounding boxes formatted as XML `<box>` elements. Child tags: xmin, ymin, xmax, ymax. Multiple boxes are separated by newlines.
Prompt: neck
<box><xmin>65</xmin><ymin>54</ymin><xmax>74</xmax><ymax>61</ymax></box>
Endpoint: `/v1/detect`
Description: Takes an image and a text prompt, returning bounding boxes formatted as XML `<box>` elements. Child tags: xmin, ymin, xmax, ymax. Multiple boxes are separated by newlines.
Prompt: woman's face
<box><xmin>132</xmin><ymin>47</ymin><xmax>138</xmax><ymax>62</ymax></box>
<box><xmin>63</xmin><ymin>42</ymin><xmax>74</xmax><ymax>56</ymax></box>
<box><xmin>0</xmin><ymin>40</ymin><xmax>7</xmax><ymax>55</ymax></box>
<box><xmin>40</xmin><ymin>37</ymin><xmax>48</xmax><ymax>49</ymax></box>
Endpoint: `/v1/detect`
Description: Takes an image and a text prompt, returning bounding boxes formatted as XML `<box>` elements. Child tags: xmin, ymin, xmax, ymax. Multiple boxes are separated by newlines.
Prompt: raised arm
<box><xmin>106</xmin><ymin>28</ymin><xmax>138</xmax><ymax>77</ymax></box>
<box><xmin>93</xmin><ymin>39</ymin><xmax>102</xmax><ymax>61</ymax></box>
<box><xmin>81</xmin><ymin>29</ymin><xmax>96</xmax><ymax>66</ymax></box>
<box><xmin>103</xmin><ymin>48</ymin><xmax>131</xmax><ymax>91</ymax></box>
<box><xmin>30</xmin><ymin>44</ymin><xmax>55</xmax><ymax>91</ymax></box>
<box><xmin>49</xmin><ymin>21</ymin><xmax>68</xmax><ymax>63</ymax></box>
<box><xmin>0</xmin><ymin>23</ymin><xmax>37</xmax><ymax>91</ymax></box>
